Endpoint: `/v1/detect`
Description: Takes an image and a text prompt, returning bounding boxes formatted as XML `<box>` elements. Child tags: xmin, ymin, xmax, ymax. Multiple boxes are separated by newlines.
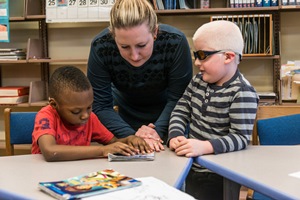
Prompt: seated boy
<box><xmin>168</xmin><ymin>20</ymin><xmax>259</xmax><ymax>199</ymax></box>
<box><xmin>32</xmin><ymin>66</ymin><xmax>152</xmax><ymax>162</ymax></box>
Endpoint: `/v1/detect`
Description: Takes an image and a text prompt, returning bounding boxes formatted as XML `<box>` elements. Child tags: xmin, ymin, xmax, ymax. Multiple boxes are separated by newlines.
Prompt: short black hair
<box><xmin>49</xmin><ymin>66</ymin><xmax>91</xmax><ymax>102</ymax></box>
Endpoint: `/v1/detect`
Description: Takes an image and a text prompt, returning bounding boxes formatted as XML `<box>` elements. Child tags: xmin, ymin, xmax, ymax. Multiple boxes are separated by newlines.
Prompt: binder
<box><xmin>271</xmin><ymin>0</ymin><xmax>278</xmax><ymax>5</ymax></box>
<box><xmin>256</xmin><ymin>0</ymin><xmax>263</xmax><ymax>6</ymax></box>
<box><xmin>281</xmin><ymin>0</ymin><xmax>288</xmax><ymax>5</ymax></box>
<box><xmin>9</xmin><ymin>0</ymin><xmax>25</xmax><ymax>18</ymax></box>
<box><xmin>289</xmin><ymin>0</ymin><xmax>296</xmax><ymax>4</ymax></box>
<box><xmin>263</xmin><ymin>0</ymin><xmax>271</xmax><ymax>6</ymax></box>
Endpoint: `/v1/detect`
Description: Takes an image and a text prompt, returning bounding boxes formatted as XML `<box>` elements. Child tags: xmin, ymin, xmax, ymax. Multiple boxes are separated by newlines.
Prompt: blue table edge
<box><xmin>195</xmin><ymin>156</ymin><xmax>296</xmax><ymax>200</ymax></box>
<box><xmin>173</xmin><ymin>157</ymin><xmax>193</xmax><ymax>189</ymax></box>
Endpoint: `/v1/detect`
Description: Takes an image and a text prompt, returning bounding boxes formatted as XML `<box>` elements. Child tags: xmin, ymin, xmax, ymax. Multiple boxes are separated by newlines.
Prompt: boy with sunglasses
<box><xmin>168</xmin><ymin>20</ymin><xmax>259</xmax><ymax>199</ymax></box>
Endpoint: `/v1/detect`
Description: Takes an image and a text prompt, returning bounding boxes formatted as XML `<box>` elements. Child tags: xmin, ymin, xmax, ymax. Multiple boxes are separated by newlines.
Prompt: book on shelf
<box><xmin>0</xmin><ymin>86</ymin><xmax>30</xmax><ymax>96</ymax></box>
<box><xmin>108</xmin><ymin>152</ymin><xmax>155</xmax><ymax>162</ymax></box>
<box><xmin>179</xmin><ymin>0</ymin><xmax>192</xmax><ymax>8</ymax></box>
<box><xmin>0</xmin><ymin>95</ymin><xmax>29</xmax><ymax>104</ymax></box>
<box><xmin>258</xmin><ymin>92</ymin><xmax>276</xmax><ymax>105</ymax></box>
<box><xmin>0</xmin><ymin>55</ymin><xmax>26</xmax><ymax>60</ymax></box>
<box><xmin>0</xmin><ymin>48</ymin><xmax>26</xmax><ymax>52</ymax></box>
<box><xmin>39</xmin><ymin>169</ymin><xmax>142</xmax><ymax>200</ymax></box>
<box><xmin>156</xmin><ymin>0</ymin><xmax>165</xmax><ymax>9</ymax></box>
<box><xmin>0</xmin><ymin>52</ymin><xmax>26</xmax><ymax>56</ymax></box>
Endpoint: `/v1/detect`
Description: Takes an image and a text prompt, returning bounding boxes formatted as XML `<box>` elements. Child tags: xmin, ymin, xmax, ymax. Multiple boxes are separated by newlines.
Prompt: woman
<box><xmin>87</xmin><ymin>0</ymin><xmax>192</xmax><ymax>152</ymax></box>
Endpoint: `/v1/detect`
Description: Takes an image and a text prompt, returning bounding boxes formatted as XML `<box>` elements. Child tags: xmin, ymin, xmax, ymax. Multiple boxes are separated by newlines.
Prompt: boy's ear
<box><xmin>48</xmin><ymin>97</ymin><xmax>57</xmax><ymax>108</ymax></box>
<box><xmin>224</xmin><ymin>52</ymin><xmax>235</xmax><ymax>64</ymax></box>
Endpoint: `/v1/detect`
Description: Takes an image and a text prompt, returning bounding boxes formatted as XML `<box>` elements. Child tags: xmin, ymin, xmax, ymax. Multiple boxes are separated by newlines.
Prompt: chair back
<box><xmin>249</xmin><ymin>106</ymin><xmax>300</xmax><ymax>200</ymax></box>
<box><xmin>4</xmin><ymin>108</ymin><xmax>37</xmax><ymax>156</ymax></box>
<box><xmin>252</xmin><ymin>106</ymin><xmax>300</xmax><ymax>145</ymax></box>
<box><xmin>257</xmin><ymin>114</ymin><xmax>300</xmax><ymax>145</ymax></box>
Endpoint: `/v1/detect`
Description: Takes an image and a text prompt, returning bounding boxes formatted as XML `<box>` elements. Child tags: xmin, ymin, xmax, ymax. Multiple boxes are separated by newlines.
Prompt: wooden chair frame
<box><xmin>4</xmin><ymin>108</ymin><xmax>37</xmax><ymax>156</ymax></box>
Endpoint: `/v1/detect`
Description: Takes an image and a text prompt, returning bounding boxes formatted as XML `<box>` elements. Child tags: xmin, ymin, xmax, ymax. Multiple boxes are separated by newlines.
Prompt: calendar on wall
<box><xmin>46</xmin><ymin>0</ymin><xmax>115</xmax><ymax>23</ymax></box>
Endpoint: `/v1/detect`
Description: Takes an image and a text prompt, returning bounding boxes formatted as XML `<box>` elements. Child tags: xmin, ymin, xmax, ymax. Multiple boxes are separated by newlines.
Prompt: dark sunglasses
<box><xmin>193</xmin><ymin>50</ymin><xmax>242</xmax><ymax>62</ymax></box>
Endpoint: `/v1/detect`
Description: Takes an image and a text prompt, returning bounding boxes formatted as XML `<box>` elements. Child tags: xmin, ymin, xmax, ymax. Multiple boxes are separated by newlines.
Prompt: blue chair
<box><xmin>257</xmin><ymin>114</ymin><xmax>300</xmax><ymax>145</ymax></box>
<box><xmin>4</xmin><ymin>108</ymin><xmax>37</xmax><ymax>156</ymax></box>
<box><xmin>250</xmin><ymin>114</ymin><xmax>300</xmax><ymax>200</ymax></box>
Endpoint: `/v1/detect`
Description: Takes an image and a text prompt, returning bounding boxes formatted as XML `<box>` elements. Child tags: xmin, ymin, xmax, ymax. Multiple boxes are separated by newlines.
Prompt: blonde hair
<box><xmin>109</xmin><ymin>0</ymin><xmax>157</xmax><ymax>36</ymax></box>
<box><xmin>193</xmin><ymin>20</ymin><xmax>244</xmax><ymax>56</ymax></box>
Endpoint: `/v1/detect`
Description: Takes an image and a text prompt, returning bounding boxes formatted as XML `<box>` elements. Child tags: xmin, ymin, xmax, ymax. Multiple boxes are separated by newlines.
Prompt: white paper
<box><xmin>84</xmin><ymin>177</ymin><xmax>195</xmax><ymax>200</ymax></box>
<box><xmin>289</xmin><ymin>171</ymin><xmax>300</xmax><ymax>179</ymax></box>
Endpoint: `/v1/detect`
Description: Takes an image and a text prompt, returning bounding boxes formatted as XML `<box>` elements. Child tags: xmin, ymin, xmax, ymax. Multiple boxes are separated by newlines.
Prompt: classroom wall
<box><xmin>0</xmin><ymin>12</ymin><xmax>300</xmax><ymax>141</ymax></box>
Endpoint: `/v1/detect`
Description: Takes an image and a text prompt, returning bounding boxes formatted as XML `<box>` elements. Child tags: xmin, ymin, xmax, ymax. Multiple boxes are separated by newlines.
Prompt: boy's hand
<box><xmin>126</xmin><ymin>135</ymin><xmax>153</xmax><ymax>154</ymax></box>
<box><xmin>169</xmin><ymin>136</ymin><xmax>186</xmax><ymax>150</ymax></box>
<box><xmin>102</xmin><ymin>142</ymin><xmax>139</xmax><ymax>157</ymax></box>
<box><xmin>174</xmin><ymin>139</ymin><xmax>214</xmax><ymax>157</ymax></box>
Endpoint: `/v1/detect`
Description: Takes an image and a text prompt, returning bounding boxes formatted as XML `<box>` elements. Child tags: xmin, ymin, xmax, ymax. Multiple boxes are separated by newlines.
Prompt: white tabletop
<box><xmin>0</xmin><ymin>148</ymin><xmax>192</xmax><ymax>199</ymax></box>
<box><xmin>196</xmin><ymin>145</ymin><xmax>300</xmax><ymax>200</ymax></box>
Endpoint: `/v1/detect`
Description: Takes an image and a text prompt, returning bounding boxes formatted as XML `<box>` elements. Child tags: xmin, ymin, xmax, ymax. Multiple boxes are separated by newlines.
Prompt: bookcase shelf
<box><xmin>156</xmin><ymin>6</ymin><xmax>280</xmax><ymax>15</ymax></box>
<box><xmin>0</xmin><ymin>0</ymin><xmax>49</xmax><ymax>107</ymax></box>
<box><xmin>9</xmin><ymin>15</ymin><xmax>46</xmax><ymax>22</ymax></box>
<box><xmin>3</xmin><ymin>0</ymin><xmax>298</xmax><ymax>107</ymax></box>
<box><xmin>0</xmin><ymin>101</ymin><xmax>48</xmax><ymax>108</ymax></box>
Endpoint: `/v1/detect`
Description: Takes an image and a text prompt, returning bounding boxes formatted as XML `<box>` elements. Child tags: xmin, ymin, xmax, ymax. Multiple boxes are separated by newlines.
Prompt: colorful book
<box><xmin>38</xmin><ymin>169</ymin><xmax>142</xmax><ymax>200</ymax></box>
<box><xmin>0</xmin><ymin>95</ymin><xmax>29</xmax><ymax>104</ymax></box>
<box><xmin>0</xmin><ymin>86</ymin><xmax>30</xmax><ymax>96</ymax></box>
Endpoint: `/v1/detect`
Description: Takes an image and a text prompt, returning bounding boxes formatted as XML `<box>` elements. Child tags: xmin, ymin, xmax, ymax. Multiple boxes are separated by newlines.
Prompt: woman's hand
<box><xmin>135</xmin><ymin>123</ymin><xmax>164</xmax><ymax>152</ymax></box>
<box><xmin>143</xmin><ymin>138</ymin><xmax>164</xmax><ymax>152</ymax></box>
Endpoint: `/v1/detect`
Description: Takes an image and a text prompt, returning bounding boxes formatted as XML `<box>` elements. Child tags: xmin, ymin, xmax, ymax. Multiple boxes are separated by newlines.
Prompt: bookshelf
<box><xmin>44</xmin><ymin>0</ymin><xmax>300</xmax><ymax>103</ymax></box>
<box><xmin>1</xmin><ymin>0</ymin><xmax>300</xmax><ymax>141</ymax></box>
<box><xmin>0</xmin><ymin>0</ymin><xmax>49</xmax><ymax>107</ymax></box>
<box><xmin>152</xmin><ymin>1</ymin><xmax>300</xmax><ymax>105</ymax></box>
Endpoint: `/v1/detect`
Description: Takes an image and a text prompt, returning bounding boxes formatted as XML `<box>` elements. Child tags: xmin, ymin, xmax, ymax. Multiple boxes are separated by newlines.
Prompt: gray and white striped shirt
<box><xmin>168</xmin><ymin>69</ymin><xmax>259</xmax><ymax>154</ymax></box>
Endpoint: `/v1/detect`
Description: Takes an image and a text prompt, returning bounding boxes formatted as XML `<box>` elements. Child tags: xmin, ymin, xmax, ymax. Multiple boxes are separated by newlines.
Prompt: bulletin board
<box><xmin>46</xmin><ymin>0</ymin><xmax>115</xmax><ymax>23</ymax></box>
<box><xmin>0</xmin><ymin>0</ymin><xmax>9</xmax><ymax>42</ymax></box>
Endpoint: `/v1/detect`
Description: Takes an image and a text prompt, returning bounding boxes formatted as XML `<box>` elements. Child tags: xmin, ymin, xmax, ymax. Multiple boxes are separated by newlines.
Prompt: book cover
<box><xmin>0</xmin><ymin>86</ymin><xmax>30</xmax><ymax>96</ymax></box>
<box><xmin>39</xmin><ymin>169</ymin><xmax>142</xmax><ymax>200</ymax></box>
<box><xmin>0</xmin><ymin>95</ymin><xmax>29</xmax><ymax>104</ymax></box>
<box><xmin>108</xmin><ymin>152</ymin><xmax>155</xmax><ymax>162</ymax></box>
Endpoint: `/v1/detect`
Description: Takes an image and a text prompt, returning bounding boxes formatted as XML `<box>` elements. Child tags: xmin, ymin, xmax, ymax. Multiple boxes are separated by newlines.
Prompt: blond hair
<box><xmin>193</xmin><ymin>20</ymin><xmax>244</xmax><ymax>56</ymax></box>
<box><xmin>109</xmin><ymin>0</ymin><xmax>157</xmax><ymax>36</ymax></box>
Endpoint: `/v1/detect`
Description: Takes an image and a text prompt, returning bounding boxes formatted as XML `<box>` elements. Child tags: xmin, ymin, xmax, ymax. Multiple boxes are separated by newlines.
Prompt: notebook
<box><xmin>108</xmin><ymin>152</ymin><xmax>155</xmax><ymax>161</ymax></box>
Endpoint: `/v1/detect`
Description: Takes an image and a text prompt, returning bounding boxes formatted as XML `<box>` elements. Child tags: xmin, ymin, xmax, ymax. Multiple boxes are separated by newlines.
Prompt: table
<box><xmin>195</xmin><ymin>145</ymin><xmax>300</xmax><ymax>200</ymax></box>
<box><xmin>0</xmin><ymin>148</ymin><xmax>192</xmax><ymax>199</ymax></box>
